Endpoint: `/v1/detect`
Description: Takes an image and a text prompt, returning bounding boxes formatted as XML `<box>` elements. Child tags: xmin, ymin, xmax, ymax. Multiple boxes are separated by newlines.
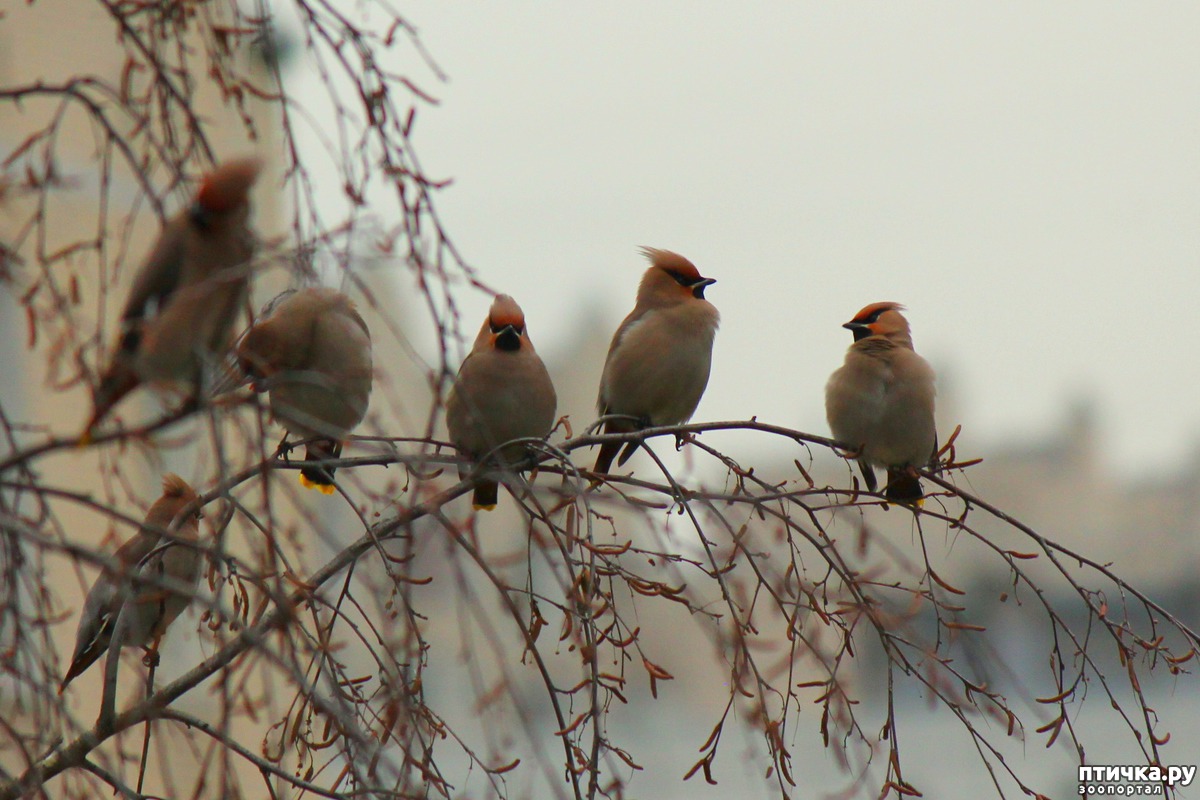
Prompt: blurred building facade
<box><xmin>0</xmin><ymin>0</ymin><xmax>284</xmax><ymax>790</ymax></box>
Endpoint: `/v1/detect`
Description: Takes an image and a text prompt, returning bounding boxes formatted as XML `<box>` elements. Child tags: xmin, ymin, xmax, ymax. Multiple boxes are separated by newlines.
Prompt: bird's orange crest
<box><xmin>195</xmin><ymin>157</ymin><xmax>263</xmax><ymax>213</ymax></box>
<box><xmin>641</xmin><ymin>247</ymin><xmax>702</xmax><ymax>282</ymax></box>
<box><xmin>849</xmin><ymin>301</ymin><xmax>905</xmax><ymax>324</ymax></box>
<box><xmin>161</xmin><ymin>472</ymin><xmax>197</xmax><ymax>500</ymax></box>
<box><xmin>488</xmin><ymin>294</ymin><xmax>526</xmax><ymax>329</ymax></box>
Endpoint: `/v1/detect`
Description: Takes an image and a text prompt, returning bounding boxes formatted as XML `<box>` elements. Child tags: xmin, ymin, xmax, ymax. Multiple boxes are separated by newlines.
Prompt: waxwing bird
<box><xmin>825</xmin><ymin>302</ymin><xmax>937</xmax><ymax>504</ymax></box>
<box><xmin>60</xmin><ymin>473</ymin><xmax>205</xmax><ymax>692</ymax></box>
<box><xmin>82</xmin><ymin>158</ymin><xmax>262</xmax><ymax>441</ymax></box>
<box><xmin>594</xmin><ymin>248</ymin><xmax>719</xmax><ymax>473</ymax></box>
<box><xmin>446</xmin><ymin>295</ymin><xmax>558</xmax><ymax>510</ymax></box>
<box><xmin>235</xmin><ymin>288</ymin><xmax>373</xmax><ymax>493</ymax></box>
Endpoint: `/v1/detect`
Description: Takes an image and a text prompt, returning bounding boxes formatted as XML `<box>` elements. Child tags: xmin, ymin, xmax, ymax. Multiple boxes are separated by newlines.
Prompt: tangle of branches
<box><xmin>1</xmin><ymin>3</ymin><xmax>1196</xmax><ymax>799</ymax></box>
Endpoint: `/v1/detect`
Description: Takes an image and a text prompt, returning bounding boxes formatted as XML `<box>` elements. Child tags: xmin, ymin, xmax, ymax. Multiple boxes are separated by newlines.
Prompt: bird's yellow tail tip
<box><xmin>299</xmin><ymin>474</ymin><xmax>336</xmax><ymax>495</ymax></box>
<box><xmin>884</xmin><ymin>497</ymin><xmax>925</xmax><ymax>510</ymax></box>
<box><xmin>472</xmin><ymin>503</ymin><xmax>497</xmax><ymax>512</ymax></box>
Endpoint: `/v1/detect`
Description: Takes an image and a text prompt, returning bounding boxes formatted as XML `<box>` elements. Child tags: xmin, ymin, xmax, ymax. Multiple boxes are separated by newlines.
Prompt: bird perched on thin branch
<box><xmin>60</xmin><ymin>473</ymin><xmax>205</xmax><ymax>692</ymax></box>
<box><xmin>447</xmin><ymin>294</ymin><xmax>558</xmax><ymax>510</ymax></box>
<box><xmin>593</xmin><ymin>248</ymin><xmax>719</xmax><ymax>473</ymax></box>
<box><xmin>234</xmin><ymin>287</ymin><xmax>373</xmax><ymax>493</ymax></box>
<box><xmin>825</xmin><ymin>302</ymin><xmax>937</xmax><ymax>504</ymax></box>
<box><xmin>82</xmin><ymin>158</ymin><xmax>262</xmax><ymax>442</ymax></box>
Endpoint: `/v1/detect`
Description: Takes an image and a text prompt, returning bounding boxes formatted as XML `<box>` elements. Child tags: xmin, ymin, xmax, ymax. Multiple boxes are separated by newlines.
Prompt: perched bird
<box><xmin>234</xmin><ymin>288</ymin><xmax>373</xmax><ymax>493</ymax></box>
<box><xmin>82</xmin><ymin>158</ymin><xmax>262</xmax><ymax>441</ymax></box>
<box><xmin>825</xmin><ymin>302</ymin><xmax>937</xmax><ymax>503</ymax></box>
<box><xmin>60</xmin><ymin>473</ymin><xmax>205</xmax><ymax>692</ymax></box>
<box><xmin>593</xmin><ymin>248</ymin><xmax>719</xmax><ymax>473</ymax></box>
<box><xmin>446</xmin><ymin>294</ymin><xmax>558</xmax><ymax>510</ymax></box>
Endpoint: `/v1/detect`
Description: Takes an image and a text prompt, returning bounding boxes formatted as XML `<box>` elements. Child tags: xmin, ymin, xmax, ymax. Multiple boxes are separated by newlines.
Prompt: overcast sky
<box><xmin>299</xmin><ymin>2</ymin><xmax>1200</xmax><ymax>477</ymax></box>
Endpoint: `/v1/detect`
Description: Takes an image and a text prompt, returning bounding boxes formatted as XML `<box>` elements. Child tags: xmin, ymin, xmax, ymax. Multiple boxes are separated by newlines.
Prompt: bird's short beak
<box><xmin>843</xmin><ymin>321</ymin><xmax>872</xmax><ymax>342</ymax></box>
<box><xmin>690</xmin><ymin>277</ymin><xmax>716</xmax><ymax>300</ymax></box>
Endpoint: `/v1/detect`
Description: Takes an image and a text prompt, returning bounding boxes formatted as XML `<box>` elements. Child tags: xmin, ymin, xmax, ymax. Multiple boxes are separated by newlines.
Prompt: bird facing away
<box><xmin>60</xmin><ymin>473</ymin><xmax>205</xmax><ymax>692</ymax></box>
<box><xmin>82</xmin><ymin>158</ymin><xmax>262</xmax><ymax>441</ymax></box>
<box><xmin>593</xmin><ymin>248</ymin><xmax>719</xmax><ymax>473</ymax></box>
<box><xmin>235</xmin><ymin>287</ymin><xmax>374</xmax><ymax>493</ymax></box>
<box><xmin>825</xmin><ymin>302</ymin><xmax>937</xmax><ymax>504</ymax></box>
<box><xmin>446</xmin><ymin>294</ymin><xmax>558</xmax><ymax>510</ymax></box>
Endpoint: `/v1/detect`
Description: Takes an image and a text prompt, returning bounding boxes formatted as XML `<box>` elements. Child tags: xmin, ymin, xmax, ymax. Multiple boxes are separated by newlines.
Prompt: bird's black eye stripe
<box><xmin>666</xmin><ymin>270</ymin><xmax>693</xmax><ymax>287</ymax></box>
<box><xmin>187</xmin><ymin>202</ymin><xmax>212</xmax><ymax>231</ymax></box>
<box><xmin>118</xmin><ymin>328</ymin><xmax>143</xmax><ymax>356</ymax></box>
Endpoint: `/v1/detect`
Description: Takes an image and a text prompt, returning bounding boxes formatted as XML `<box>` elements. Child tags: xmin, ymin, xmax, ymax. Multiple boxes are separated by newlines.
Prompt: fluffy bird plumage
<box><xmin>235</xmin><ymin>288</ymin><xmax>374</xmax><ymax>493</ymax></box>
<box><xmin>825</xmin><ymin>302</ymin><xmax>937</xmax><ymax>503</ymax></box>
<box><xmin>446</xmin><ymin>295</ymin><xmax>558</xmax><ymax>509</ymax></box>
<box><xmin>594</xmin><ymin>248</ymin><xmax>719</xmax><ymax>473</ymax></box>
<box><xmin>60</xmin><ymin>474</ymin><xmax>204</xmax><ymax>692</ymax></box>
<box><xmin>83</xmin><ymin>158</ymin><xmax>262</xmax><ymax>440</ymax></box>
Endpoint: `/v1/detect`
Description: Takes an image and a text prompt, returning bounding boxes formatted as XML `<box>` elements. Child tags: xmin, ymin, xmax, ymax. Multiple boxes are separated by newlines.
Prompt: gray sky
<box><xmin>314</xmin><ymin>2</ymin><xmax>1200</xmax><ymax>475</ymax></box>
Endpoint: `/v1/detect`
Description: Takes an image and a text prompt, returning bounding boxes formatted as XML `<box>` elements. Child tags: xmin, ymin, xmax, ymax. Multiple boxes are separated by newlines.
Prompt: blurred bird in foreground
<box><xmin>447</xmin><ymin>294</ymin><xmax>558</xmax><ymax>510</ymax></box>
<box><xmin>82</xmin><ymin>158</ymin><xmax>262</xmax><ymax>442</ymax></box>
<box><xmin>825</xmin><ymin>302</ymin><xmax>937</xmax><ymax>504</ymax></box>
<box><xmin>594</xmin><ymin>248</ymin><xmax>719</xmax><ymax>473</ymax></box>
<box><xmin>60</xmin><ymin>473</ymin><xmax>205</xmax><ymax>692</ymax></box>
<box><xmin>234</xmin><ymin>287</ymin><xmax>373</xmax><ymax>493</ymax></box>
